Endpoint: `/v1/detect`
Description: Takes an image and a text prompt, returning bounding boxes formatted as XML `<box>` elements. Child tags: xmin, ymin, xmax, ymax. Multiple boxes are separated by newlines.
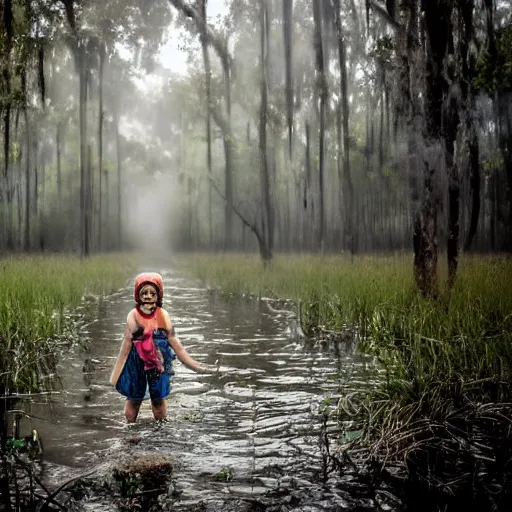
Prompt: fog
<box><xmin>0</xmin><ymin>0</ymin><xmax>510</xmax><ymax>257</ymax></box>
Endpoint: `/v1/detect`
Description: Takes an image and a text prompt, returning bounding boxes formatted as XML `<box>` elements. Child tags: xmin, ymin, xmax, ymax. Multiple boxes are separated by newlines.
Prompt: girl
<box><xmin>110</xmin><ymin>272</ymin><xmax>213</xmax><ymax>422</ymax></box>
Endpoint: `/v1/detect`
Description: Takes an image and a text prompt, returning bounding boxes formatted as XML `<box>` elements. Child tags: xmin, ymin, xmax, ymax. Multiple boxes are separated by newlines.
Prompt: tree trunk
<box><xmin>56</xmin><ymin>122</ymin><xmax>62</xmax><ymax>212</ymax></box>
<box><xmin>414</xmin><ymin>0</ymin><xmax>453</xmax><ymax>297</ymax></box>
<box><xmin>2</xmin><ymin>0</ymin><xmax>13</xmax><ymax>183</ymax></box>
<box><xmin>39</xmin><ymin>156</ymin><xmax>46</xmax><ymax>250</ymax></box>
<box><xmin>497</xmin><ymin>92</ymin><xmax>512</xmax><ymax>251</ymax></box>
<box><xmin>79</xmin><ymin>48</ymin><xmax>89</xmax><ymax>256</ymax></box>
<box><xmin>459</xmin><ymin>0</ymin><xmax>480</xmax><ymax>252</ymax></box>
<box><xmin>86</xmin><ymin>143</ymin><xmax>92</xmax><ymax>254</ymax></box>
<box><xmin>199</xmin><ymin>0</ymin><xmax>213</xmax><ymax>248</ymax></box>
<box><xmin>447</xmin><ymin>136</ymin><xmax>460</xmax><ymax>289</ymax></box>
<box><xmin>334</xmin><ymin>0</ymin><xmax>353</xmax><ymax>255</ymax></box>
<box><xmin>445</xmin><ymin>24</ymin><xmax>459</xmax><ymax>288</ymax></box>
<box><xmin>312</xmin><ymin>0</ymin><xmax>326</xmax><ymax>251</ymax></box>
<box><xmin>23</xmin><ymin>110</ymin><xmax>30</xmax><ymax>251</ymax></box>
<box><xmin>32</xmin><ymin>129</ymin><xmax>38</xmax><ymax>216</ymax></box>
<box><xmin>283</xmin><ymin>0</ymin><xmax>293</xmax><ymax>157</ymax></box>
<box><xmin>114</xmin><ymin>107</ymin><xmax>122</xmax><ymax>250</ymax></box>
<box><xmin>304</xmin><ymin>121</ymin><xmax>311</xmax><ymax>211</ymax></box>
<box><xmin>463</xmin><ymin>112</ymin><xmax>480</xmax><ymax>251</ymax></box>
<box><xmin>169</xmin><ymin>0</ymin><xmax>236</xmax><ymax>251</ymax></box>
<box><xmin>97</xmin><ymin>43</ymin><xmax>105</xmax><ymax>251</ymax></box>
<box><xmin>258</xmin><ymin>0</ymin><xmax>272</xmax><ymax>264</ymax></box>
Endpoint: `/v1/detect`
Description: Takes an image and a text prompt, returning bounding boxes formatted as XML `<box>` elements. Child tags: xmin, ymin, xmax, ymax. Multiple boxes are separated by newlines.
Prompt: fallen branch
<box><xmin>35</xmin><ymin>467</ymin><xmax>100</xmax><ymax>512</ymax></box>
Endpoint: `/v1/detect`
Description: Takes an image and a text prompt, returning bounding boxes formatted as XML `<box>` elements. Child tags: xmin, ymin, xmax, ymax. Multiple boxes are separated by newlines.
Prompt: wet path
<box><xmin>21</xmin><ymin>268</ymin><xmax>380</xmax><ymax>510</ymax></box>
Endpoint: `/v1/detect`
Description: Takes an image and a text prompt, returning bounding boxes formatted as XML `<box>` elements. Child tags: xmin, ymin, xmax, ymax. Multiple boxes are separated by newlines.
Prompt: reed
<box><xmin>176</xmin><ymin>251</ymin><xmax>512</xmax><ymax>507</ymax></box>
<box><xmin>0</xmin><ymin>253</ymin><xmax>137</xmax><ymax>397</ymax></box>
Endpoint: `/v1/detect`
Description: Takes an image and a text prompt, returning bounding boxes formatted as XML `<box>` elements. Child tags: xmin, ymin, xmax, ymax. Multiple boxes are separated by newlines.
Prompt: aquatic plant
<box><xmin>176</xmin><ymin>251</ymin><xmax>512</xmax><ymax>510</ymax></box>
<box><xmin>0</xmin><ymin>253</ymin><xmax>137</xmax><ymax>404</ymax></box>
<box><xmin>0</xmin><ymin>253</ymin><xmax>137</xmax><ymax>511</ymax></box>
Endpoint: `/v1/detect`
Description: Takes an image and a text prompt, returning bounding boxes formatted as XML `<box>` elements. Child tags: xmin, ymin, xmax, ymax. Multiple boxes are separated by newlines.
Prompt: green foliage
<box><xmin>175</xmin><ymin>252</ymin><xmax>512</xmax><ymax>447</ymax></box>
<box><xmin>115</xmin><ymin>473</ymin><xmax>142</xmax><ymax>498</ymax></box>
<box><xmin>216</xmin><ymin>466</ymin><xmax>234</xmax><ymax>482</ymax></box>
<box><xmin>474</xmin><ymin>24</ymin><xmax>512</xmax><ymax>93</ymax></box>
<box><xmin>175</xmin><ymin>252</ymin><xmax>416</xmax><ymax>337</ymax></box>
<box><xmin>370</xmin><ymin>36</ymin><xmax>394</xmax><ymax>66</ymax></box>
<box><xmin>0</xmin><ymin>254</ymin><xmax>137</xmax><ymax>396</ymax></box>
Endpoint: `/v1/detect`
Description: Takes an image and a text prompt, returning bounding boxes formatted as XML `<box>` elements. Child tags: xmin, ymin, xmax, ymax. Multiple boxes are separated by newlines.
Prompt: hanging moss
<box><xmin>474</xmin><ymin>24</ymin><xmax>512</xmax><ymax>93</ymax></box>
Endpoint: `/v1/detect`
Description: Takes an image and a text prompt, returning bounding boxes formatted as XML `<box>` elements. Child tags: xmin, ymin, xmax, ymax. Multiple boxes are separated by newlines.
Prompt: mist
<box><xmin>0</xmin><ymin>0</ymin><xmax>510</xmax><ymax>283</ymax></box>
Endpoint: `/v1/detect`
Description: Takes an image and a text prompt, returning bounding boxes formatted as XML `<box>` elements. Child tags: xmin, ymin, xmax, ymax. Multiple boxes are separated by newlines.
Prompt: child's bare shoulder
<box><xmin>126</xmin><ymin>308</ymin><xmax>138</xmax><ymax>328</ymax></box>
<box><xmin>160</xmin><ymin>307</ymin><xmax>171</xmax><ymax>318</ymax></box>
<box><xmin>159</xmin><ymin>309</ymin><xmax>175</xmax><ymax>334</ymax></box>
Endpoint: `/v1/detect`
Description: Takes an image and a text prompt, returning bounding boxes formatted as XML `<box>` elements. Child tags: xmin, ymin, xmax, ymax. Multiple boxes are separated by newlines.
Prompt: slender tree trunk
<box><xmin>447</xmin><ymin>136</ymin><xmax>460</xmax><ymax>288</ymax></box>
<box><xmin>98</xmin><ymin>43</ymin><xmax>105</xmax><ymax>251</ymax></box>
<box><xmin>283</xmin><ymin>0</ymin><xmax>293</xmax><ymax>157</ymax></box>
<box><xmin>2</xmin><ymin>0</ymin><xmax>13</xmax><ymax>185</ymax></box>
<box><xmin>463</xmin><ymin>111</ymin><xmax>480</xmax><ymax>251</ymax></box>
<box><xmin>39</xmin><ymin>156</ymin><xmax>46</xmax><ymax>250</ymax></box>
<box><xmin>17</xmin><ymin>171</ymin><xmax>22</xmax><ymax>249</ymax></box>
<box><xmin>168</xmin><ymin>0</ymin><xmax>235</xmax><ymax>250</ymax></box>
<box><xmin>334</xmin><ymin>0</ymin><xmax>353</xmax><ymax>255</ymax></box>
<box><xmin>23</xmin><ymin>110</ymin><xmax>30</xmax><ymax>251</ymax></box>
<box><xmin>459</xmin><ymin>0</ymin><xmax>480</xmax><ymax>252</ymax></box>
<box><xmin>105</xmin><ymin>168</ymin><xmax>110</xmax><ymax>250</ymax></box>
<box><xmin>6</xmin><ymin>168</ymin><xmax>13</xmax><ymax>250</ymax></box>
<box><xmin>497</xmin><ymin>92</ymin><xmax>512</xmax><ymax>250</ymax></box>
<box><xmin>199</xmin><ymin>0</ymin><xmax>213</xmax><ymax>248</ymax></box>
<box><xmin>446</xmin><ymin>24</ymin><xmax>459</xmax><ymax>288</ymax></box>
<box><xmin>114</xmin><ymin>107</ymin><xmax>122</xmax><ymax>250</ymax></box>
<box><xmin>304</xmin><ymin>121</ymin><xmax>311</xmax><ymax>211</ymax></box>
<box><xmin>312</xmin><ymin>0</ymin><xmax>326</xmax><ymax>251</ymax></box>
<box><xmin>259</xmin><ymin>0</ymin><xmax>272</xmax><ymax>264</ymax></box>
<box><xmin>56</xmin><ymin>122</ymin><xmax>62</xmax><ymax>212</ymax></box>
<box><xmin>86</xmin><ymin>143</ymin><xmax>92</xmax><ymax>254</ymax></box>
<box><xmin>32</xmin><ymin>132</ymin><xmax>38</xmax><ymax>217</ymax></box>
<box><xmin>221</xmin><ymin>57</ymin><xmax>234</xmax><ymax>251</ymax></box>
<box><xmin>79</xmin><ymin>48</ymin><xmax>89</xmax><ymax>256</ymax></box>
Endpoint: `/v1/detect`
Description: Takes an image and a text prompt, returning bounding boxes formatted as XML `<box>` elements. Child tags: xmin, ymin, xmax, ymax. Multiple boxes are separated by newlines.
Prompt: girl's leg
<box><xmin>125</xmin><ymin>400</ymin><xmax>142</xmax><ymax>423</ymax></box>
<box><xmin>151</xmin><ymin>399</ymin><xmax>167</xmax><ymax>421</ymax></box>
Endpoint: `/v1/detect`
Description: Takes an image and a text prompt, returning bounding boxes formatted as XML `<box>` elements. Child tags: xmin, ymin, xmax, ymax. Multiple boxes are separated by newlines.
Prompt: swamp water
<box><xmin>14</xmin><ymin>269</ymin><xmax>388</xmax><ymax>511</ymax></box>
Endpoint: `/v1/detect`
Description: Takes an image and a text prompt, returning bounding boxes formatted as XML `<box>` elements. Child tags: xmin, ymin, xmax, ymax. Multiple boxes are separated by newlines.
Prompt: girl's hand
<box><xmin>195</xmin><ymin>363</ymin><xmax>220</xmax><ymax>374</ymax></box>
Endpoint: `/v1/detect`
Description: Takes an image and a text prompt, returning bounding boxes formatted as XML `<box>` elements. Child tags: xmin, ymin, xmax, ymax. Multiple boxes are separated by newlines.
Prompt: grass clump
<box><xmin>0</xmin><ymin>253</ymin><xmax>137</xmax><ymax>398</ymax></box>
<box><xmin>176</xmin><ymin>251</ymin><xmax>512</xmax><ymax>509</ymax></box>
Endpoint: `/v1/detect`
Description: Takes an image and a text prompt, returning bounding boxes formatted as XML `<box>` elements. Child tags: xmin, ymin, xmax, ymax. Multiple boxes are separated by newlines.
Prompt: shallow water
<box><xmin>15</xmin><ymin>268</ymin><xmax>382</xmax><ymax>510</ymax></box>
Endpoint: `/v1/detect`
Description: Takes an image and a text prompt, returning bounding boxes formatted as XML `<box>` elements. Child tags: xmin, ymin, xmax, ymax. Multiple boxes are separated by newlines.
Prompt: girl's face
<box><xmin>138</xmin><ymin>284</ymin><xmax>158</xmax><ymax>314</ymax></box>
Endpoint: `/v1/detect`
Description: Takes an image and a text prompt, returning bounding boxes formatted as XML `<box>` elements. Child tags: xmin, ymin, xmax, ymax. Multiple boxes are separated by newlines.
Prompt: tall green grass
<box><xmin>177</xmin><ymin>252</ymin><xmax>416</xmax><ymax>329</ymax></box>
<box><xmin>0</xmin><ymin>254</ymin><xmax>137</xmax><ymax>396</ymax></box>
<box><xmin>176</xmin><ymin>252</ymin><xmax>512</xmax><ymax>456</ymax></box>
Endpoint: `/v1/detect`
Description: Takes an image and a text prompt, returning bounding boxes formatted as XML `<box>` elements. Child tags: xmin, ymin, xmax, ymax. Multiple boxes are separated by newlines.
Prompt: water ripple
<box><xmin>19</xmin><ymin>268</ymin><xmax>380</xmax><ymax>510</ymax></box>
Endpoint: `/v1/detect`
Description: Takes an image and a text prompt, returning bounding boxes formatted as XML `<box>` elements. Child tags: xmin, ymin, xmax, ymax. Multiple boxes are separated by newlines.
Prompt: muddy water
<box><xmin>20</xmin><ymin>269</ymin><xmax>380</xmax><ymax>510</ymax></box>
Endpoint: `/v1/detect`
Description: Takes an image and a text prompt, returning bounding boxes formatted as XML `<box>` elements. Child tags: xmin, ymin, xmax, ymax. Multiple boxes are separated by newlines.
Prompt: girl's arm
<box><xmin>109</xmin><ymin>311</ymin><xmax>138</xmax><ymax>385</ymax></box>
<box><xmin>162</xmin><ymin>310</ymin><xmax>214</xmax><ymax>374</ymax></box>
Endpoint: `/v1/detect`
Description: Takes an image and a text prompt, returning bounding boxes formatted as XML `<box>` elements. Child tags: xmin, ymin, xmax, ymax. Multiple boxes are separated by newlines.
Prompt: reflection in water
<box><xmin>19</xmin><ymin>268</ymin><xmax>379</xmax><ymax>509</ymax></box>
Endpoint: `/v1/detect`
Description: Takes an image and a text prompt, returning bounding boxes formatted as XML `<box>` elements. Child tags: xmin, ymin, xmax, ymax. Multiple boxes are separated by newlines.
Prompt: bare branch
<box><xmin>369</xmin><ymin>0</ymin><xmax>402</xmax><ymax>31</ymax></box>
<box><xmin>167</xmin><ymin>0</ymin><xmax>234</xmax><ymax>69</ymax></box>
<box><xmin>208</xmin><ymin>176</ymin><xmax>261</xmax><ymax>240</ymax></box>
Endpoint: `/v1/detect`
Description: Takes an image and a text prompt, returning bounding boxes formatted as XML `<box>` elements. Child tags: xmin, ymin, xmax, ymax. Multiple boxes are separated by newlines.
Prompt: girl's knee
<box><xmin>151</xmin><ymin>399</ymin><xmax>167</xmax><ymax>420</ymax></box>
<box><xmin>125</xmin><ymin>400</ymin><xmax>142</xmax><ymax>423</ymax></box>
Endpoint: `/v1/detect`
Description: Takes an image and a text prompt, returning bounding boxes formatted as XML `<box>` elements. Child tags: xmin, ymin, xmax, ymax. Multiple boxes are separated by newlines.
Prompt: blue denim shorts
<box><xmin>115</xmin><ymin>330</ymin><xmax>175</xmax><ymax>401</ymax></box>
